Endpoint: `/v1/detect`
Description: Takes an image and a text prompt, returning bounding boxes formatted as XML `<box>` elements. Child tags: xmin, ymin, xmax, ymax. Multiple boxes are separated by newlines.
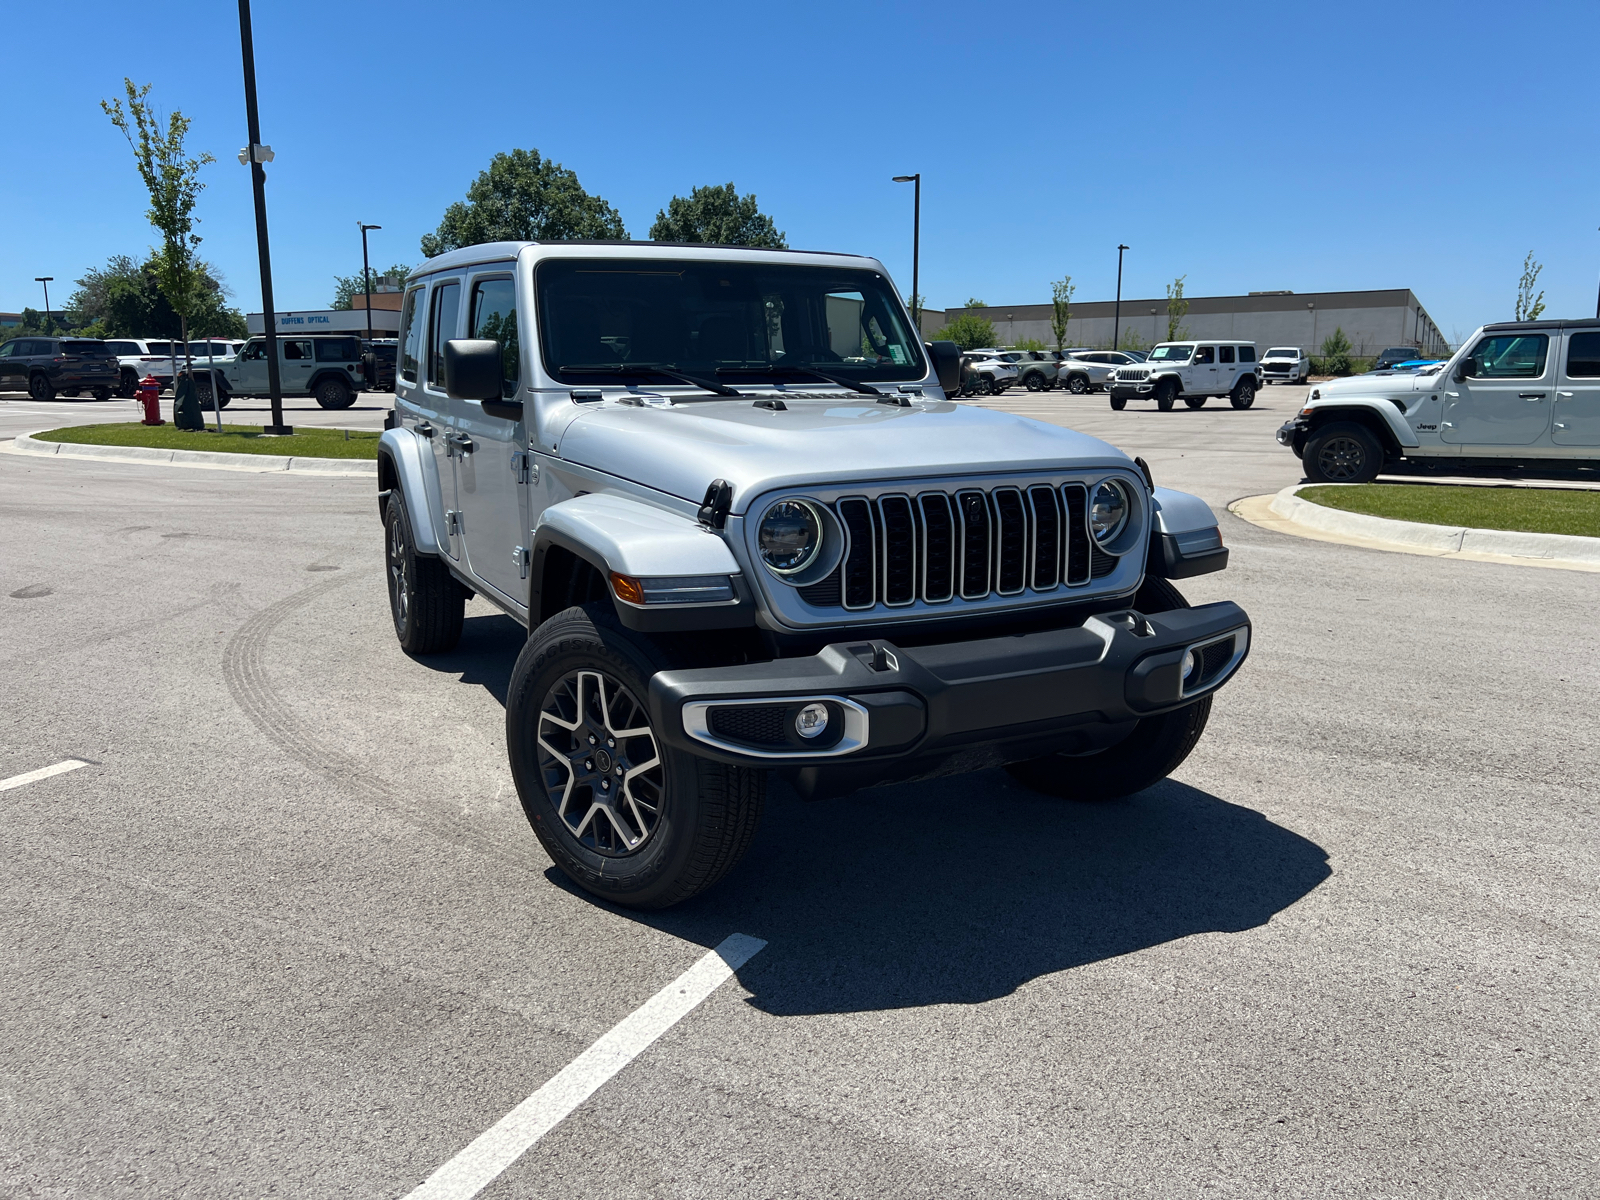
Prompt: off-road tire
<box><xmin>1231</xmin><ymin>377</ymin><xmax>1257</xmax><ymax>409</ymax></box>
<box><xmin>1155</xmin><ymin>378</ymin><xmax>1178</xmax><ymax>411</ymax></box>
<box><xmin>1066</xmin><ymin>374</ymin><xmax>1089</xmax><ymax>395</ymax></box>
<box><xmin>117</xmin><ymin>369</ymin><xmax>139</xmax><ymax>399</ymax></box>
<box><xmin>315</xmin><ymin>377</ymin><xmax>354</xmax><ymax>410</ymax></box>
<box><xmin>1303</xmin><ymin>420</ymin><xmax>1384</xmax><ymax>483</ymax></box>
<box><xmin>29</xmin><ymin>374</ymin><xmax>54</xmax><ymax>401</ymax></box>
<box><xmin>1109</xmin><ymin>394</ymin><xmax>1127</xmax><ymax>411</ymax></box>
<box><xmin>1004</xmin><ymin>577</ymin><xmax>1210</xmax><ymax>801</ymax></box>
<box><xmin>384</xmin><ymin>492</ymin><xmax>464</xmax><ymax>655</ymax></box>
<box><xmin>506</xmin><ymin>604</ymin><xmax>766</xmax><ymax>909</ymax></box>
<box><xmin>1184</xmin><ymin>395</ymin><xmax>1207</xmax><ymax>410</ymax></box>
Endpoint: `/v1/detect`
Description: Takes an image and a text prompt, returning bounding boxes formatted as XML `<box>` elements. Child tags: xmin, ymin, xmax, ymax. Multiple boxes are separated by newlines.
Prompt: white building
<box><xmin>246</xmin><ymin>307</ymin><xmax>401</xmax><ymax>337</ymax></box>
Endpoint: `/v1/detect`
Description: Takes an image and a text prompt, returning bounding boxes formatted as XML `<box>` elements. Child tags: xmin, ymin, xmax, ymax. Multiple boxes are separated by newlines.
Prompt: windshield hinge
<box><xmin>753</xmin><ymin>398</ymin><xmax>787</xmax><ymax>411</ymax></box>
<box><xmin>698</xmin><ymin>479</ymin><xmax>733</xmax><ymax>530</ymax></box>
<box><xmin>875</xmin><ymin>394</ymin><xmax>911</xmax><ymax>408</ymax></box>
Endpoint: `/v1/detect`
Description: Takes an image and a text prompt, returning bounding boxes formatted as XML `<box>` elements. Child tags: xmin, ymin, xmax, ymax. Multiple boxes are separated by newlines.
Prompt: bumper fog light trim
<box><xmin>683</xmin><ymin>695</ymin><xmax>869</xmax><ymax>759</ymax></box>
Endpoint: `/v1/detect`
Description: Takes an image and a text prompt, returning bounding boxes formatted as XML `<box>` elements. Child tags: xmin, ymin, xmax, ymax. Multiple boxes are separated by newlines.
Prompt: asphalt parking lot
<box><xmin>1</xmin><ymin>383</ymin><xmax>1594</xmax><ymax>1198</ymax></box>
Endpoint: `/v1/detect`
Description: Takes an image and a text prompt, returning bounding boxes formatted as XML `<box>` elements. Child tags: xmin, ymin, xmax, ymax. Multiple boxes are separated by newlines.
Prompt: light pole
<box><xmin>34</xmin><ymin>277</ymin><xmax>53</xmax><ymax>332</ymax></box>
<box><xmin>1308</xmin><ymin>302</ymin><xmax>1317</xmax><ymax>352</ymax></box>
<box><xmin>892</xmin><ymin>174</ymin><xmax>920</xmax><ymax>331</ymax></box>
<box><xmin>1594</xmin><ymin>227</ymin><xmax>1599</xmax><ymax>319</ymax></box>
<box><xmin>1112</xmin><ymin>246</ymin><xmax>1128</xmax><ymax>352</ymax></box>
<box><xmin>357</xmin><ymin>222</ymin><xmax>381</xmax><ymax>344</ymax></box>
<box><xmin>237</xmin><ymin>0</ymin><xmax>290</xmax><ymax>435</ymax></box>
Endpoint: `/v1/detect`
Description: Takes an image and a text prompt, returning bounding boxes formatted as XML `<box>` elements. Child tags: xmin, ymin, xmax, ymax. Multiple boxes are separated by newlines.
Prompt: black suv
<box><xmin>0</xmin><ymin>337</ymin><xmax>120</xmax><ymax>400</ymax></box>
<box><xmin>1370</xmin><ymin>346</ymin><xmax>1420</xmax><ymax>371</ymax></box>
<box><xmin>362</xmin><ymin>339</ymin><xmax>397</xmax><ymax>392</ymax></box>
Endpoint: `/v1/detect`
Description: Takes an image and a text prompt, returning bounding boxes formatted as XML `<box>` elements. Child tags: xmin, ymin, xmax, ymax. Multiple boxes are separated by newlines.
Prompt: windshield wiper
<box><xmin>560</xmin><ymin>363</ymin><xmax>741</xmax><ymax>397</ymax></box>
<box><xmin>715</xmin><ymin>364</ymin><xmax>882</xmax><ymax>396</ymax></box>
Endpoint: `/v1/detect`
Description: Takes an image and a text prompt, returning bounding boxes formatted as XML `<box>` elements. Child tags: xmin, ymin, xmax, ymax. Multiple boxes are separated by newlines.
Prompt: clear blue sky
<box><xmin>4</xmin><ymin>0</ymin><xmax>1597</xmax><ymax>343</ymax></box>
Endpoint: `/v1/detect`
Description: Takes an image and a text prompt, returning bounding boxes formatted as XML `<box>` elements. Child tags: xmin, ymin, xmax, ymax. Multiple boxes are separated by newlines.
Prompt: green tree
<box><xmin>67</xmin><ymin>254</ymin><xmax>244</xmax><ymax>338</ymax></box>
<box><xmin>1514</xmin><ymin>251</ymin><xmax>1546</xmax><ymax>321</ymax></box>
<box><xmin>927</xmin><ymin>312</ymin><xmax>997</xmax><ymax>350</ymax></box>
<box><xmin>101</xmin><ymin>79</ymin><xmax>214</xmax><ymax>364</ymax></box>
<box><xmin>1165</xmin><ymin>275</ymin><xmax>1189</xmax><ymax>342</ymax></box>
<box><xmin>332</xmin><ymin>263</ymin><xmax>412</xmax><ymax>310</ymax></box>
<box><xmin>649</xmin><ymin>182</ymin><xmax>786</xmax><ymax>248</ymax></box>
<box><xmin>421</xmin><ymin>148</ymin><xmax>626</xmax><ymax>257</ymax></box>
<box><xmin>1318</xmin><ymin>327</ymin><xmax>1354</xmax><ymax>375</ymax></box>
<box><xmin>965</xmin><ymin>297</ymin><xmax>987</xmax><ymax>309</ymax></box>
<box><xmin>1011</xmin><ymin>337</ymin><xmax>1048</xmax><ymax>352</ymax></box>
<box><xmin>1050</xmin><ymin>276</ymin><xmax>1075</xmax><ymax>351</ymax></box>
<box><xmin>1117</xmin><ymin>328</ymin><xmax>1151</xmax><ymax>354</ymax></box>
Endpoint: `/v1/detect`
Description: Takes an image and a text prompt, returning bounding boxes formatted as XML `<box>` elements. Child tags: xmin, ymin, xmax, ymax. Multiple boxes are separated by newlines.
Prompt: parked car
<box><xmin>1109</xmin><ymin>341</ymin><xmax>1262</xmax><ymax>411</ymax></box>
<box><xmin>1014</xmin><ymin>350</ymin><xmax>1063</xmax><ymax>391</ymax></box>
<box><xmin>960</xmin><ymin>350</ymin><xmax>1021</xmax><ymax>395</ymax></box>
<box><xmin>1059</xmin><ymin>351</ymin><xmax>1144</xmax><ymax>395</ymax></box>
<box><xmin>103</xmin><ymin>338</ymin><xmax>189</xmax><ymax>397</ymax></box>
<box><xmin>1260</xmin><ymin>346</ymin><xmax>1311</xmax><ymax>385</ymax></box>
<box><xmin>0</xmin><ymin>336</ymin><xmax>120</xmax><ymax>400</ymax></box>
<box><xmin>362</xmin><ymin>339</ymin><xmax>398</xmax><ymax>392</ymax></box>
<box><xmin>203</xmin><ymin>334</ymin><xmax>367</xmax><ymax>409</ymax></box>
<box><xmin>376</xmin><ymin>240</ymin><xmax>1249</xmax><ymax>909</ymax></box>
<box><xmin>1371</xmin><ymin>346</ymin><xmax>1421</xmax><ymax>371</ymax></box>
<box><xmin>1278</xmin><ymin>319</ymin><xmax>1600</xmax><ymax>482</ymax></box>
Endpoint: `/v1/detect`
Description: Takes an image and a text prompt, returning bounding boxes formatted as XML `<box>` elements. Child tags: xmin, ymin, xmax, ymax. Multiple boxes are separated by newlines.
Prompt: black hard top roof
<box><xmin>1481</xmin><ymin>318</ymin><xmax>1600</xmax><ymax>333</ymax></box>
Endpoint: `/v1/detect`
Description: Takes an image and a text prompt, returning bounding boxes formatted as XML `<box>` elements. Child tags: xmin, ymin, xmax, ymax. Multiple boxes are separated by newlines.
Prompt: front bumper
<box><xmin>1276</xmin><ymin>417</ymin><xmax>1308</xmax><ymax>453</ymax></box>
<box><xmin>1111</xmin><ymin>382</ymin><xmax>1154</xmax><ymax>399</ymax></box>
<box><xmin>648</xmin><ymin>600</ymin><xmax>1251</xmax><ymax>799</ymax></box>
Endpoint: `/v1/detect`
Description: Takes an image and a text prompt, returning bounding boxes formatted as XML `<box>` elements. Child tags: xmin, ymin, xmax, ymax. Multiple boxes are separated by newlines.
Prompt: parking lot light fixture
<box><xmin>892</xmin><ymin>175</ymin><xmax>920</xmax><ymax>332</ymax></box>
<box><xmin>358</xmin><ymin>222</ymin><xmax>381</xmax><ymax>344</ymax></box>
<box><xmin>34</xmin><ymin>277</ymin><xmax>53</xmax><ymax>332</ymax></box>
<box><xmin>1113</xmin><ymin>246</ymin><xmax>1128</xmax><ymax>352</ymax></box>
<box><xmin>237</xmin><ymin>0</ymin><xmax>291</xmax><ymax>436</ymax></box>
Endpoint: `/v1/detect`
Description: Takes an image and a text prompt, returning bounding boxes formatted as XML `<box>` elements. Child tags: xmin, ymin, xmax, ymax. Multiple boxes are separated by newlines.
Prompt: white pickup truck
<box><xmin>1278</xmin><ymin>319</ymin><xmax>1600</xmax><ymax>482</ymax></box>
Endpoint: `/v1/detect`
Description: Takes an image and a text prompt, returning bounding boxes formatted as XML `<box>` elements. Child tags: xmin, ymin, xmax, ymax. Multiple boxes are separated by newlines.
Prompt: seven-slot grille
<box><xmin>799</xmin><ymin>484</ymin><xmax>1119</xmax><ymax>611</ymax></box>
<box><xmin>1116</xmin><ymin>368</ymin><xmax>1150</xmax><ymax>382</ymax></box>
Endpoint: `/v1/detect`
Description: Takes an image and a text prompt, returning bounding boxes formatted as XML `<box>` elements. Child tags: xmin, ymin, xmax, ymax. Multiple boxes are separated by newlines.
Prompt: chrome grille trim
<box><xmin>1026</xmin><ymin>484</ymin><xmax>1061</xmax><ymax>592</ymax></box>
<box><xmin>877</xmin><ymin>493</ymin><xmax>918</xmax><ymax>607</ymax></box>
<box><xmin>1062</xmin><ymin>483</ymin><xmax>1091</xmax><ymax>586</ymax></box>
<box><xmin>837</xmin><ymin>497</ymin><xmax>876</xmax><ymax>611</ymax></box>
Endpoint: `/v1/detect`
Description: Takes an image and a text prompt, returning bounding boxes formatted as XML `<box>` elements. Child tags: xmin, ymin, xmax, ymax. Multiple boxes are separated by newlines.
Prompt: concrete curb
<box><xmin>7</xmin><ymin>431</ymin><xmax>376</xmax><ymax>478</ymax></box>
<box><xmin>1227</xmin><ymin>485</ymin><xmax>1600</xmax><ymax>574</ymax></box>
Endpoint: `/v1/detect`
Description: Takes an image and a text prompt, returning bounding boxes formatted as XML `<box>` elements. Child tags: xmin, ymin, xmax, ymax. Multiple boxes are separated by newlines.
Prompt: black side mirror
<box><xmin>926</xmin><ymin>340</ymin><xmax>962</xmax><ymax>393</ymax></box>
<box><xmin>444</xmin><ymin>338</ymin><xmax>505</xmax><ymax>402</ymax></box>
<box><xmin>1453</xmin><ymin>362</ymin><xmax>1469</xmax><ymax>383</ymax></box>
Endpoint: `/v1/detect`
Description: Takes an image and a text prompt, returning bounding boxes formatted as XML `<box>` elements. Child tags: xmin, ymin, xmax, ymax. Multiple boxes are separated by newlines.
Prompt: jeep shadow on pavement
<box><xmin>378</xmin><ymin>240</ymin><xmax>1252</xmax><ymax>910</ymax></box>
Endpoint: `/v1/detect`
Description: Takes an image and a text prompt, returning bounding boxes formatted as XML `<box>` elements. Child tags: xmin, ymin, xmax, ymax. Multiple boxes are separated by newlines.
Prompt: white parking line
<box><xmin>403</xmin><ymin>932</ymin><xmax>767</xmax><ymax>1200</ymax></box>
<box><xmin>0</xmin><ymin>758</ymin><xmax>89</xmax><ymax>793</ymax></box>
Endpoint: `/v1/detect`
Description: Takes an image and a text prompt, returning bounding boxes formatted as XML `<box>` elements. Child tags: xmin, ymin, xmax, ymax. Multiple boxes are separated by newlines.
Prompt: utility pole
<box><xmin>1112</xmin><ymin>246</ymin><xmax>1128</xmax><ymax>352</ymax></box>
<box><xmin>892</xmin><ymin>174</ymin><xmax>920</xmax><ymax>332</ymax></box>
<box><xmin>237</xmin><ymin>0</ymin><xmax>290</xmax><ymax>435</ymax></box>
<box><xmin>358</xmin><ymin>222</ymin><xmax>381</xmax><ymax>344</ymax></box>
<box><xmin>34</xmin><ymin>277</ymin><xmax>53</xmax><ymax>332</ymax></box>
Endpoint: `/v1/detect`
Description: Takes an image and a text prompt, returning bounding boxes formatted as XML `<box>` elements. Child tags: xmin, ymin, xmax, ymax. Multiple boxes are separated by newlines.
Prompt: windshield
<box><xmin>1147</xmin><ymin>344</ymin><xmax>1194</xmax><ymax>362</ymax></box>
<box><xmin>1265</xmin><ymin>347</ymin><xmax>1300</xmax><ymax>358</ymax></box>
<box><xmin>537</xmin><ymin>259</ymin><xmax>925</xmax><ymax>387</ymax></box>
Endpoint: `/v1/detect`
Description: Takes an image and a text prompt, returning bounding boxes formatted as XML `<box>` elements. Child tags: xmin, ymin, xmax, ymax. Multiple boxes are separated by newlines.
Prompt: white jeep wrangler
<box><xmin>1279</xmin><ymin>320</ymin><xmax>1600</xmax><ymax>483</ymax></box>
<box><xmin>1110</xmin><ymin>341</ymin><xmax>1262</xmax><ymax>411</ymax></box>
<box><xmin>377</xmin><ymin>241</ymin><xmax>1251</xmax><ymax>908</ymax></box>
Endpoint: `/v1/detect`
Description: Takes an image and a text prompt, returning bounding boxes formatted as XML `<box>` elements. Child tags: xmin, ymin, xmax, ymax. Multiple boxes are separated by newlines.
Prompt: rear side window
<box><xmin>1565</xmin><ymin>332</ymin><xmax>1600</xmax><ymax>377</ymax></box>
<box><xmin>1219</xmin><ymin>345</ymin><xmax>1236</xmax><ymax>363</ymax></box>
<box><xmin>145</xmin><ymin>341</ymin><xmax>173</xmax><ymax>355</ymax></box>
<box><xmin>469</xmin><ymin>277</ymin><xmax>520</xmax><ymax>396</ymax></box>
<box><xmin>427</xmin><ymin>281</ymin><xmax>462</xmax><ymax>388</ymax></box>
<box><xmin>399</xmin><ymin>287</ymin><xmax>424</xmax><ymax>383</ymax></box>
<box><xmin>106</xmin><ymin>341</ymin><xmax>139</xmax><ymax>354</ymax></box>
<box><xmin>1238</xmin><ymin>345</ymin><xmax>1256</xmax><ymax>362</ymax></box>
<box><xmin>314</xmin><ymin>337</ymin><xmax>359</xmax><ymax>362</ymax></box>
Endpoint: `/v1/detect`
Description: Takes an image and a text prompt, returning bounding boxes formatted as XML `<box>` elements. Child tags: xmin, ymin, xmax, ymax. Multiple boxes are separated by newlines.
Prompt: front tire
<box><xmin>1231</xmin><ymin>377</ymin><xmax>1257</xmax><ymax>409</ymax></box>
<box><xmin>1155</xmin><ymin>378</ymin><xmax>1178</xmax><ymax>411</ymax></box>
<box><xmin>1109</xmin><ymin>394</ymin><xmax>1127</xmax><ymax>411</ymax></box>
<box><xmin>1025</xmin><ymin>372</ymin><xmax>1044</xmax><ymax>391</ymax></box>
<box><xmin>315</xmin><ymin>377</ymin><xmax>354</xmax><ymax>409</ymax></box>
<box><xmin>505</xmin><ymin>605</ymin><xmax>766</xmax><ymax>909</ymax></box>
<box><xmin>1066</xmin><ymin>374</ymin><xmax>1088</xmax><ymax>395</ymax></box>
<box><xmin>1303</xmin><ymin>421</ymin><xmax>1384</xmax><ymax>483</ymax></box>
<box><xmin>117</xmin><ymin>369</ymin><xmax>139</xmax><ymax>399</ymax></box>
<box><xmin>385</xmin><ymin>492</ymin><xmax>464</xmax><ymax>655</ymax></box>
<box><xmin>1184</xmin><ymin>395</ymin><xmax>1207</xmax><ymax>410</ymax></box>
<box><xmin>91</xmin><ymin>387</ymin><xmax>112</xmax><ymax>401</ymax></box>
<box><xmin>1006</xmin><ymin>578</ymin><xmax>1211</xmax><ymax>801</ymax></box>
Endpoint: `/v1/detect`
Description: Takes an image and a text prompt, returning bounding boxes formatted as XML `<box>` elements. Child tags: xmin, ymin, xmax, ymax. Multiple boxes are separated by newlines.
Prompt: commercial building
<box><xmin>246</xmin><ymin>304</ymin><xmax>400</xmax><ymax>338</ymax></box>
<box><xmin>923</xmin><ymin>288</ymin><xmax>1448</xmax><ymax>357</ymax></box>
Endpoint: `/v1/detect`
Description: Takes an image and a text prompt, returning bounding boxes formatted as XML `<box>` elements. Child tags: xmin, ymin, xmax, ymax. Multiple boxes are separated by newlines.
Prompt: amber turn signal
<box><xmin>609</xmin><ymin>572</ymin><xmax>645</xmax><ymax>605</ymax></box>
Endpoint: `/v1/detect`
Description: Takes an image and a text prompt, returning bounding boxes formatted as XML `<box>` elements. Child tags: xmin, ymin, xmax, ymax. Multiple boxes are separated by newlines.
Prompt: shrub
<box><xmin>1318</xmin><ymin>327</ymin><xmax>1354</xmax><ymax>375</ymax></box>
<box><xmin>928</xmin><ymin>313</ymin><xmax>998</xmax><ymax>351</ymax></box>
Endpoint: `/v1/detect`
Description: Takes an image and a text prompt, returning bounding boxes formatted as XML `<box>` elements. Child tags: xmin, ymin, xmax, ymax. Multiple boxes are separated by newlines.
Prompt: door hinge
<box><xmin>511</xmin><ymin>450</ymin><xmax>538</xmax><ymax>485</ymax></box>
<box><xmin>514</xmin><ymin>545</ymin><xmax>530</xmax><ymax>579</ymax></box>
<box><xmin>445</xmin><ymin>510</ymin><xmax>460</xmax><ymax>535</ymax></box>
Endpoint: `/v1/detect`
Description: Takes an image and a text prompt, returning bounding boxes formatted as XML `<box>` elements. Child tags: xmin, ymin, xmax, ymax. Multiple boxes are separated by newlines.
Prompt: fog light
<box><xmin>795</xmin><ymin>703</ymin><xmax>829</xmax><ymax>739</ymax></box>
<box><xmin>1181</xmin><ymin>649</ymin><xmax>1197</xmax><ymax>684</ymax></box>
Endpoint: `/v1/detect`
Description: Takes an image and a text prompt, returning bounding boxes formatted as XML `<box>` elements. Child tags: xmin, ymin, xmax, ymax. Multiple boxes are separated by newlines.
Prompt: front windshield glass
<box><xmin>537</xmin><ymin>259</ymin><xmax>925</xmax><ymax>387</ymax></box>
<box><xmin>1147</xmin><ymin>344</ymin><xmax>1194</xmax><ymax>362</ymax></box>
<box><xmin>1266</xmin><ymin>347</ymin><xmax>1300</xmax><ymax>358</ymax></box>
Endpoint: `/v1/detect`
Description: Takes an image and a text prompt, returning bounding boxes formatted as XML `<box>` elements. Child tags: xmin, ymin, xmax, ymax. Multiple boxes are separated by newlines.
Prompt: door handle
<box><xmin>1557</xmin><ymin>391</ymin><xmax>1574</xmax><ymax>398</ymax></box>
<box><xmin>1519</xmin><ymin>393</ymin><xmax>1545</xmax><ymax>401</ymax></box>
<box><xmin>1445</xmin><ymin>392</ymin><xmax>1459</xmax><ymax>398</ymax></box>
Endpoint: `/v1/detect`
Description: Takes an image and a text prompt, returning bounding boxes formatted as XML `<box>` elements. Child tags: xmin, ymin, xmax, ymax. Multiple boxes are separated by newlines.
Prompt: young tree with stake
<box><xmin>1051</xmin><ymin>277</ymin><xmax>1075</xmax><ymax>352</ymax></box>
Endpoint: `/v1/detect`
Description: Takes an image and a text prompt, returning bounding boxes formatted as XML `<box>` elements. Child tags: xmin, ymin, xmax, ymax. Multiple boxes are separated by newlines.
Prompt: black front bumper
<box><xmin>648</xmin><ymin>601</ymin><xmax>1251</xmax><ymax>799</ymax></box>
<box><xmin>1276</xmin><ymin>416</ymin><xmax>1308</xmax><ymax>454</ymax></box>
<box><xmin>1111</xmin><ymin>383</ymin><xmax>1153</xmax><ymax>400</ymax></box>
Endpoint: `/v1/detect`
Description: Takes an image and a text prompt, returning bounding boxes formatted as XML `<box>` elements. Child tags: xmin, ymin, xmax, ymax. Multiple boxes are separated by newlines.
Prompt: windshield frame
<box><xmin>533</xmin><ymin>257</ymin><xmax>927</xmax><ymax>389</ymax></box>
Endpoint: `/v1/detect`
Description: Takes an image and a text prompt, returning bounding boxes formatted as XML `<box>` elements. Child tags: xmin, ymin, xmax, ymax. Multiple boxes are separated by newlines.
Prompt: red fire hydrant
<box><xmin>135</xmin><ymin>375</ymin><xmax>164</xmax><ymax>426</ymax></box>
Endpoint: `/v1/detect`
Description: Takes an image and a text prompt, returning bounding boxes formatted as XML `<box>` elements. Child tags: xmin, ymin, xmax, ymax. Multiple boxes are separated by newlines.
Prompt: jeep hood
<box><xmin>558</xmin><ymin>396</ymin><xmax>1132</xmax><ymax>511</ymax></box>
<box><xmin>1314</xmin><ymin>371</ymin><xmax>1437</xmax><ymax>398</ymax></box>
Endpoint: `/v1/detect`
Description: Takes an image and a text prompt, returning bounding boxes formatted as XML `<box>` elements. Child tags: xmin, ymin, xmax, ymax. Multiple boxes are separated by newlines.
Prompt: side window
<box><xmin>1466</xmin><ymin>334</ymin><xmax>1548</xmax><ymax>379</ymax></box>
<box><xmin>1219</xmin><ymin>346</ymin><xmax>1236</xmax><ymax>364</ymax></box>
<box><xmin>1238</xmin><ymin>345</ymin><xmax>1256</xmax><ymax>362</ymax></box>
<box><xmin>241</xmin><ymin>342</ymin><xmax>264</xmax><ymax>361</ymax></box>
<box><xmin>399</xmin><ymin>287</ymin><xmax>424</xmax><ymax>383</ymax></box>
<box><xmin>0</xmin><ymin>342</ymin><xmax>14</xmax><ymax>358</ymax></box>
<box><xmin>469</xmin><ymin>277</ymin><xmax>521</xmax><ymax>396</ymax></box>
<box><xmin>1564</xmin><ymin>332</ymin><xmax>1600</xmax><ymax>377</ymax></box>
<box><xmin>282</xmin><ymin>340</ymin><xmax>312</xmax><ymax>361</ymax></box>
<box><xmin>315</xmin><ymin>338</ymin><xmax>358</xmax><ymax>362</ymax></box>
<box><xmin>1194</xmin><ymin>346</ymin><xmax>1215</xmax><ymax>364</ymax></box>
<box><xmin>427</xmin><ymin>281</ymin><xmax>462</xmax><ymax>388</ymax></box>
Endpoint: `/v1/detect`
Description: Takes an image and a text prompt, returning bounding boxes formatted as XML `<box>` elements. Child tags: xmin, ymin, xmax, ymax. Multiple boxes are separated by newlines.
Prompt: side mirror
<box><xmin>444</xmin><ymin>338</ymin><xmax>505</xmax><ymax>402</ymax></box>
<box><xmin>1453</xmin><ymin>362</ymin><xmax>1468</xmax><ymax>384</ymax></box>
<box><xmin>926</xmin><ymin>340</ymin><xmax>962</xmax><ymax>393</ymax></box>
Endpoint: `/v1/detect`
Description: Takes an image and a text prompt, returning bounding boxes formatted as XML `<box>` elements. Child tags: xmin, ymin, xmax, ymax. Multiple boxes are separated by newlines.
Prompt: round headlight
<box><xmin>1089</xmin><ymin>480</ymin><xmax>1129</xmax><ymax>544</ymax></box>
<box><xmin>758</xmin><ymin>500</ymin><xmax>823</xmax><ymax>575</ymax></box>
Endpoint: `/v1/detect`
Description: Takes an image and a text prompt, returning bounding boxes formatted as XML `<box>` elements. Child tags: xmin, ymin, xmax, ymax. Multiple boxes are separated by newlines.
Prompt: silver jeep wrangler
<box><xmin>378</xmin><ymin>241</ymin><xmax>1250</xmax><ymax>909</ymax></box>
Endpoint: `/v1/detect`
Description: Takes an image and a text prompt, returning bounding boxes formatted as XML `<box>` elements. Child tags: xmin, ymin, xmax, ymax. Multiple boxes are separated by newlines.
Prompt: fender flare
<box><xmin>306</xmin><ymin>368</ymin><xmax>357</xmax><ymax>396</ymax></box>
<box><xmin>1305</xmin><ymin>398</ymin><xmax>1418</xmax><ymax>450</ymax></box>
<box><xmin>1147</xmin><ymin>486</ymin><xmax>1227</xmax><ymax>579</ymax></box>
<box><xmin>377</xmin><ymin>427</ymin><xmax>442</xmax><ymax>555</ymax></box>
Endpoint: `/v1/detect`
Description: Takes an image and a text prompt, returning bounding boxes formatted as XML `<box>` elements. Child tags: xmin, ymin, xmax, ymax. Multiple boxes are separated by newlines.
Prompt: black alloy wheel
<box><xmin>1025</xmin><ymin>372</ymin><xmax>1044</xmax><ymax>391</ymax></box>
<box><xmin>29</xmin><ymin>374</ymin><xmax>54</xmax><ymax>401</ymax></box>
<box><xmin>1231</xmin><ymin>378</ymin><xmax>1257</xmax><ymax>409</ymax></box>
<box><xmin>1303</xmin><ymin>421</ymin><xmax>1384</xmax><ymax>483</ymax></box>
<box><xmin>1155</xmin><ymin>378</ymin><xmax>1178</xmax><ymax>411</ymax></box>
<box><xmin>1184</xmin><ymin>395</ymin><xmax>1207</xmax><ymax>409</ymax></box>
<box><xmin>117</xmin><ymin>369</ymin><xmax>139</xmax><ymax>399</ymax></box>
<box><xmin>315</xmin><ymin>377</ymin><xmax>354</xmax><ymax>409</ymax></box>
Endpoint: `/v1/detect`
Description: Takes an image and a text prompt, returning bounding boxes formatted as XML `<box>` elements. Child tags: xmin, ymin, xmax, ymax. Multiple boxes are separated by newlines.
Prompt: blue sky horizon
<box><xmin>4</xmin><ymin>0</ymin><xmax>1597</xmax><ymax>344</ymax></box>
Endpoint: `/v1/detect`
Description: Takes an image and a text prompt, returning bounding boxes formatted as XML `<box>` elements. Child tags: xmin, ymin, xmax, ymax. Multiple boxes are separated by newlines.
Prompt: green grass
<box><xmin>1300</xmin><ymin>484</ymin><xmax>1600</xmax><ymax>538</ymax></box>
<box><xmin>35</xmin><ymin>421</ymin><xmax>380</xmax><ymax>460</ymax></box>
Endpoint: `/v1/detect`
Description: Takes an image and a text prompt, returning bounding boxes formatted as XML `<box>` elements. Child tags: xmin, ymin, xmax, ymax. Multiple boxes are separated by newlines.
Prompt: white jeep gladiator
<box><xmin>377</xmin><ymin>241</ymin><xmax>1251</xmax><ymax>909</ymax></box>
